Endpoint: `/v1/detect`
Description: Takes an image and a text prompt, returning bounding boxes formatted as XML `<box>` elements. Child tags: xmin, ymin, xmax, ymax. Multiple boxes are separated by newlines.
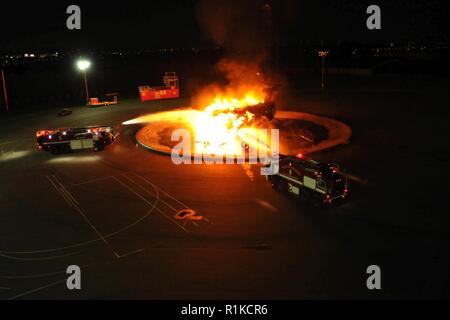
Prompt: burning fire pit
<box><xmin>124</xmin><ymin>88</ymin><xmax>279</xmax><ymax>158</ymax></box>
<box><xmin>123</xmin><ymin>89</ymin><xmax>351</xmax><ymax>158</ymax></box>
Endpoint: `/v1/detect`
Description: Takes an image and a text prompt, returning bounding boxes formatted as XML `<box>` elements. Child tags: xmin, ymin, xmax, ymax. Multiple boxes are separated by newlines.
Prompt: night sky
<box><xmin>1</xmin><ymin>0</ymin><xmax>449</xmax><ymax>52</ymax></box>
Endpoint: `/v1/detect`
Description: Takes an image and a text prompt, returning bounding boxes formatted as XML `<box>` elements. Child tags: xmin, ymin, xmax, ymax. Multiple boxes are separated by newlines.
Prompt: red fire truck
<box><xmin>267</xmin><ymin>154</ymin><xmax>349</xmax><ymax>206</ymax></box>
<box><xmin>138</xmin><ymin>72</ymin><xmax>179</xmax><ymax>102</ymax></box>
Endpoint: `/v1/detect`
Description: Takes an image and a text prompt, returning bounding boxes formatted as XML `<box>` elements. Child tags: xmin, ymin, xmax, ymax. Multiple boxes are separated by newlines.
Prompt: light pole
<box><xmin>77</xmin><ymin>60</ymin><xmax>91</xmax><ymax>103</ymax></box>
<box><xmin>318</xmin><ymin>50</ymin><xmax>329</xmax><ymax>92</ymax></box>
<box><xmin>1</xmin><ymin>69</ymin><xmax>8</xmax><ymax>112</ymax></box>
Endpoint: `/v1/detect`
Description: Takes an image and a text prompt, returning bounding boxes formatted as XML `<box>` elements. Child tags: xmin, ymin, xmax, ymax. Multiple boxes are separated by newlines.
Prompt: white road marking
<box><xmin>128</xmin><ymin>173</ymin><xmax>188</xmax><ymax>207</ymax></box>
<box><xmin>129</xmin><ymin>172</ymin><xmax>211</xmax><ymax>223</ymax></box>
<box><xmin>114</xmin><ymin>175</ymin><xmax>187</xmax><ymax>232</ymax></box>
<box><xmin>46</xmin><ymin>175</ymin><xmax>73</xmax><ymax>208</ymax></box>
<box><xmin>51</xmin><ymin>175</ymin><xmax>121</xmax><ymax>258</ymax></box>
<box><xmin>52</xmin><ymin>175</ymin><xmax>79</xmax><ymax>205</ymax></box>
<box><xmin>0</xmin><ymin>175</ymin><xmax>158</xmax><ymax>255</ymax></box>
<box><xmin>7</xmin><ymin>278</ymin><xmax>68</xmax><ymax>300</ymax></box>
<box><xmin>123</xmin><ymin>174</ymin><xmax>179</xmax><ymax>213</ymax></box>
<box><xmin>0</xmin><ymin>250</ymin><xmax>81</xmax><ymax>262</ymax></box>
<box><xmin>0</xmin><ymin>266</ymin><xmax>84</xmax><ymax>280</ymax></box>
<box><xmin>52</xmin><ymin>175</ymin><xmax>150</xmax><ymax>259</ymax></box>
<box><xmin>115</xmin><ymin>248</ymin><xmax>145</xmax><ymax>259</ymax></box>
<box><xmin>65</xmin><ymin>173</ymin><xmax>131</xmax><ymax>187</ymax></box>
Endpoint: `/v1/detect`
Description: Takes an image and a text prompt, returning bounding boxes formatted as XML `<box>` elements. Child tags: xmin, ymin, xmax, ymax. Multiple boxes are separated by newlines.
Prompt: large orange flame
<box><xmin>122</xmin><ymin>90</ymin><xmax>270</xmax><ymax>157</ymax></box>
<box><xmin>193</xmin><ymin>91</ymin><xmax>264</xmax><ymax>155</ymax></box>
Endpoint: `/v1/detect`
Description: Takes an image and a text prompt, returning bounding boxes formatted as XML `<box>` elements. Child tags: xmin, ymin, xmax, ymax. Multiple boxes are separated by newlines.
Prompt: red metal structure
<box><xmin>139</xmin><ymin>72</ymin><xmax>179</xmax><ymax>102</ymax></box>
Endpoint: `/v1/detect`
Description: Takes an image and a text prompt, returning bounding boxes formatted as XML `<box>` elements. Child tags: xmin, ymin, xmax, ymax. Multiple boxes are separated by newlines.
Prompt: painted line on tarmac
<box><xmin>7</xmin><ymin>277</ymin><xmax>68</xmax><ymax>300</ymax></box>
<box><xmin>65</xmin><ymin>172</ymin><xmax>132</xmax><ymax>187</ymax></box>
<box><xmin>129</xmin><ymin>173</ymin><xmax>191</xmax><ymax>210</ymax></box>
<box><xmin>0</xmin><ymin>266</ymin><xmax>85</xmax><ymax>279</ymax></box>
<box><xmin>46</xmin><ymin>175</ymin><xmax>73</xmax><ymax>208</ymax></box>
<box><xmin>128</xmin><ymin>172</ymin><xmax>211</xmax><ymax>224</ymax></box>
<box><xmin>115</xmin><ymin>175</ymin><xmax>187</xmax><ymax>233</ymax></box>
<box><xmin>51</xmin><ymin>175</ymin><xmax>122</xmax><ymax>259</ymax></box>
<box><xmin>115</xmin><ymin>248</ymin><xmax>145</xmax><ymax>259</ymax></box>
<box><xmin>52</xmin><ymin>175</ymin><xmax>80</xmax><ymax>205</ymax></box>
<box><xmin>0</xmin><ymin>174</ymin><xmax>159</xmax><ymax>255</ymax></box>
<box><xmin>0</xmin><ymin>250</ymin><xmax>82</xmax><ymax>262</ymax></box>
<box><xmin>123</xmin><ymin>174</ymin><xmax>180</xmax><ymax>213</ymax></box>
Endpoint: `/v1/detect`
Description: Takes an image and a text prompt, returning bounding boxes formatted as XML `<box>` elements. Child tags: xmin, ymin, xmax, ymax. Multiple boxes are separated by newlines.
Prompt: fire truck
<box><xmin>36</xmin><ymin>126</ymin><xmax>118</xmax><ymax>154</ymax></box>
<box><xmin>138</xmin><ymin>72</ymin><xmax>179</xmax><ymax>102</ymax></box>
<box><xmin>267</xmin><ymin>154</ymin><xmax>348</xmax><ymax>206</ymax></box>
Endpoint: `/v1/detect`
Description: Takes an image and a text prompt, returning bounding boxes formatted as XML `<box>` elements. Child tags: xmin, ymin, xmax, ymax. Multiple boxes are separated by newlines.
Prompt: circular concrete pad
<box><xmin>135</xmin><ymin>109</ymin><xmax>351</xmax><ymax>156</ymax></box>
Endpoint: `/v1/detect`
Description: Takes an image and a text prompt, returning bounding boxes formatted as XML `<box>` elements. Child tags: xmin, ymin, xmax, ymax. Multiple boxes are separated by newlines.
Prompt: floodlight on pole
<box><xmin>1</xmin><ymin>69</ymin><xmax>8</xmax><ymax>112</ymax></box>
<box><xmin>77</xmin><ymin>60</ymin><xmax>91</xmax><ymax>102</ymax></box>
<box><xmin>318</xmin><ymin>50</ymin><xmax>329</xmax><ymax>92</ymax></box>
<box><xmin>77</xmin><ymin>60</ymin><xmax>91</xmax><ymax>71</ymax></box>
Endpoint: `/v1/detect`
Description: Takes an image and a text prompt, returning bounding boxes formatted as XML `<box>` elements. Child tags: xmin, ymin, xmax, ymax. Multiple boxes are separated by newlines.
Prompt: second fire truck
<box><xmin>267</xmin><ymin>154</ymin><xmax>349</xmax><ymax>206</ymax></box>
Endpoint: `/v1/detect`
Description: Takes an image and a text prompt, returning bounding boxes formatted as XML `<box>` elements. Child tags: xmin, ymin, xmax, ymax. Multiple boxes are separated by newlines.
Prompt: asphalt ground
<box><xmin>0</xmin><ymin>75</ymin><xmax>449</xmax><ymax>299</ymax></box>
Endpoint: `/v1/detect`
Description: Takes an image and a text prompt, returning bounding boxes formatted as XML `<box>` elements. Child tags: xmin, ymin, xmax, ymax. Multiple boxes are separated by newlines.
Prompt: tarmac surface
<box><xmin>0</xmin><ymin>85</ymin><xmax>449</xmax><ymax>299</ymax></box>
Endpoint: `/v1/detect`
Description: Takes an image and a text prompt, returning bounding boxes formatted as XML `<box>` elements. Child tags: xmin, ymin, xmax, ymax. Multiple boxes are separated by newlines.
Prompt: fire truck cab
<box><xmin>36</xmin><ymin>126</ymin><xmax>118</xmax><ymax>154</ymax></box>
<box><xmin>267</xmin><ymin>154</ymin><xmax>349</xmax><ymax>206</ymax></box>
